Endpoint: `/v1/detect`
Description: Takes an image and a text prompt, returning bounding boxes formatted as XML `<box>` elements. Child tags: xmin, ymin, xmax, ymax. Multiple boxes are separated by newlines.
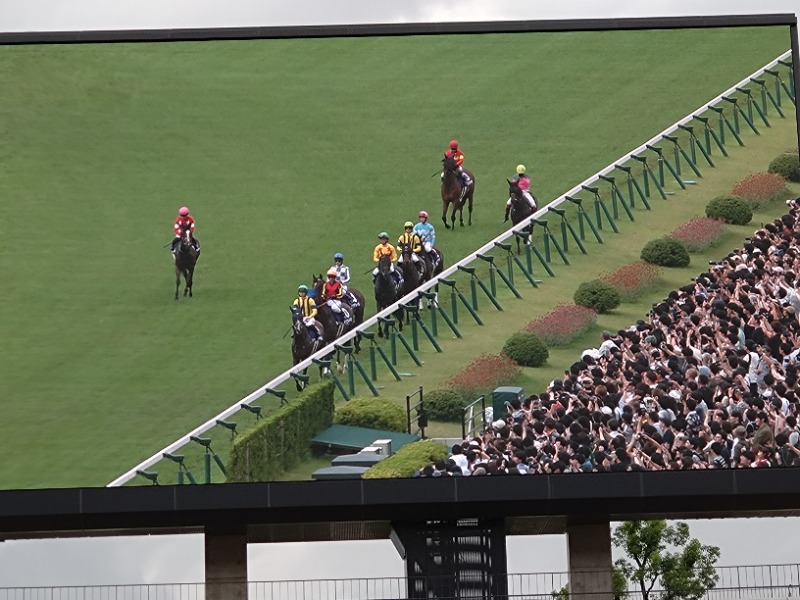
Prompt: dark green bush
<box><xmin>640</xmin><ymin>237</ymin><xmax>691</xmax><ymax>268</ymax></box>
<box><xmin>704</xmin><ymin>194</ymin><xmax>753</xmax><ymax>226</ymax></box>
<box><xmin>425</xmin><ymin>388</ymin><xmax>466</xmax><ymax>422</ymax></box>
<box><xmin>363</xmin><ymin>440</ymin><xmax>449</xmax><ymax>479</ymax></box>
<box><xmin>768</xmin><ymin>152</ymin><xmax>800</xmax><ymax>183</ymax></box>
<box><xmin>502</xmin><ymin>332</ymin><xmax>549</xmax><ymax>367</ymax></box>
<box><xmin>573</xmin><ymin>279</ymin><xmax>621</xmax><ymax>313</ymax></box>
<box><xmin>334</xmin><ymin>396</ymin><xmax>407</xmax><ymax>432</ymax></box>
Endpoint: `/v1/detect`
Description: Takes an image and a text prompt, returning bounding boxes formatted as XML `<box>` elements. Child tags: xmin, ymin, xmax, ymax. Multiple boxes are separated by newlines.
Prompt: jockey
<box><xmin>413</xmin><ymin>210</ymin><xmax>439</xmax><ymax>267</ymax></box>
<box><xmin>504</xmin><ymin>164</ymin><xmax>537</xmax><ymax>222</ymax></box>
<box><xmin>372</xmin><ymin>231</ymin><xmax>401</xmax><ymax>286</ymax></box>
<box><xmin>322</xmin><ymin>269</ymin><xmax>351</xmax><ymax>325</ymax></box>
<box><xmin>444</xmin><ymin>140</ymin><xmax>473</xmax><ymax>188</ymax></box>
<box><xmin>171</xmin><ymin>206</ymin><xmax>201</xmax><ymax>256</ymax></box>
<box><xmin>330</xmin><ymin>252</ymin><xmax>351</xmax><ymax>292</ymax></box>
<box><xmin>292</xmin><ymin>285</ymin><xmax>322</xmax><ymax>340</ymax></box>
<box><xmin>397</xmin><ymin>221</ymin><xmax>424</xmax><ymax>275</ymax></box>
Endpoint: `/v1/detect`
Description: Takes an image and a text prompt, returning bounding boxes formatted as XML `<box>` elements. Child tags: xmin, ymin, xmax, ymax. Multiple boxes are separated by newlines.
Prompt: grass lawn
<box><xmin>0</xmin><ymin>26</ymin><xmax>793</xmax><ymax>488</ymax></box>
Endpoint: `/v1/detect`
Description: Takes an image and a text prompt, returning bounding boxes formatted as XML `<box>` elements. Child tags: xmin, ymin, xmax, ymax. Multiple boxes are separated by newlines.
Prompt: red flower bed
<box><xmin>732</xmin><ymin>172</ymin><xmax>790</xmax><ymax>207</ymax></box>
<box><xmin>524</xmin><ymin>303</ymin><xmax>597</xmax><ymax>345</ymax></box>
<box><xmin>669</xmin><ymin>217</ymin><xmax>727</xmax><ymax>253</ymax></box>
<box><xmin>445</xmin><ymin>353</ymin><xmax>520</xmax><ymax>399</ymax></box>
<box><xmin>601</xmin><ymin>262</ymin><xmax>662</xmax><ymax>302</ymax></box>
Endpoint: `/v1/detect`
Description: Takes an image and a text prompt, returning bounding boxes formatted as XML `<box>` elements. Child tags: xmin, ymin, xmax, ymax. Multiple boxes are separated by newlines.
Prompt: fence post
<box><xmin>499</xmin><ymin>239</ymin><xmax>541</xmax><ymax>287</ymax></box>
<box><xmin>566</xmin><ymin>196</ymin><xmax>604</xmax><ymax>244</ymax></box>
<box><xmin>723</xmin><ymin>95</ymin><xmax>759</xmax><ymax>134</ymax></box>
<box><xmin>646</xmin><ymin>144</ymin><xmax>686</xmax><ymax>190</ymax></box>
<box><xmin>693</xmin><ymin>115</ymin><xmax>728</xmax><ymax>156</ymax></box>
<box><xmin>534</xmin><ymin>218</ymin><xmax>570</xmax><ymax>264</ymax></box>
<box><xmin>631</xmin><ymin>155</ymin><xmax>667</xmax><ymax>200</ymax></box>
<box><xmin>362</xmin><ymin>331</ymin><xmax>402</xmax><ymax>381</ymax></box>
<box><xmin>678</xmin><ymin>124</ymin><xmax>715</xmax><ymax>167</ymax></box>
<box><xmin>662</xmin><ymin>134</ymin><xmax>702</xmax><ymax>178</ymax></box>
<box><xmin>612</xmin><ymin>166</ymin><xmax>650</xmax><ymax>210</ymax></box>
<box><xmin>423</xmin><ymin>289</ymin><xmax>462</xmax><ymax>338</ymax></box>
<box><xmin>441</xmin><ymin>278</ymin><xmax>483</xmax><ymax>325</ymax></box>
<box><xmin>736</xmin><ymin>86</ymin><xmax>770</xmax><ymax>127</ymax></box>
<box><xmin>477</xmin><ymin>254</ymin><xmax>522</xmax><ymax>302</ymax></box>
<box><xmin>709</xmin><ymin>106</ymin><xmax>744</xmax><ymax>146</ymax></box>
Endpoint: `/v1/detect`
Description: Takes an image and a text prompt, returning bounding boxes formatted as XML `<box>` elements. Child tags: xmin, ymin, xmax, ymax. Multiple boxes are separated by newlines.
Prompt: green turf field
<box><xmin>0</xmin><ymin>26</ymin><xmax>793</xmax><ymax>488</ymax></box>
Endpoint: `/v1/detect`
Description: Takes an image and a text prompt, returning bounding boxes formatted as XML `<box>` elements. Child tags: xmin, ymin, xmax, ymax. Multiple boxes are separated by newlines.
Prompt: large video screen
<box><xmin>1</xmin><ymin>18</ymin><xmax>798</xmax><ymax>490</ymax></box>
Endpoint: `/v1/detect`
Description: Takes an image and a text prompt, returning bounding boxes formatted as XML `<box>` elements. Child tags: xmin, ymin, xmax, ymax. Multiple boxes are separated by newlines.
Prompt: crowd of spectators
<box><xmin>420</xmin><ymin>197</ymin><xmax>800</xmax><ymax>476</ymax></box>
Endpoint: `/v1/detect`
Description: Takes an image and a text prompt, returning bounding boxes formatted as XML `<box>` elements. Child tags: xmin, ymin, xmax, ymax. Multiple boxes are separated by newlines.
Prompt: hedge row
<box><xmin>227</xmin><ymin>381</ymin><xmax>335</xmax><ymax>482</ymax></box>
<box><xmin>363</xmin><ymin>440</ymin><xmax>449</xmax><ymax>479</ymax></box>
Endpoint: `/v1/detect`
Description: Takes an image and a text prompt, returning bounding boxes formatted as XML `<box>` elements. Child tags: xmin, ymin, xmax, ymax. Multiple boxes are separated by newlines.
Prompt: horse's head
<box><xmin>179</xmin><ymin>226</ymin><xmax>193</xmax><ymax>247</ymax></box>
<box><xmin>442</xmin><ymin>154</ymin><xmax>458</xmax><ymax>173</ymax></box>
<box><xmin>378</xmin><ymin>254</ymin><xmax>393</xmax><ymax>275</ymax></box>
<box><xmin>290</xmin><ymin>305</ymin><xmax>306</xmax><ymax>334</ymax></box>
<box><xmin>507</xmin><ymin>178</ymin><xmax>526</xmax><ymax>209</ymax></box>
<box><xmin>309</xmin><ymin>274</ymin><xmax>324</xmax><ymax>300</ymax></box>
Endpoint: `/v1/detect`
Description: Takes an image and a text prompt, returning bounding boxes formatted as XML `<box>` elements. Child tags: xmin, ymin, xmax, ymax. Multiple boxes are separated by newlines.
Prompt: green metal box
<box><xmin>492</xmin><ymin>386</ymin><xmax>524</xmax><ymax>420</ymax></box>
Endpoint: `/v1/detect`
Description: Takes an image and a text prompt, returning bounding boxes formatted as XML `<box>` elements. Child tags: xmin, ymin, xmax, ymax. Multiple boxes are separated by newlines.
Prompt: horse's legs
<box><xmin>467</xmin><ymin>191</ymin><xmax>474</xmax><ymax>226</ymax></box>
<box><xmin>175</xmin><ymin>266</ymin><xmax>181</xmax><ymax>300</ymax></box>
<box><xmin>441</xmin><ymin>199</ymin><xmax>450</xmax><ymax>230</ymax></box>
<box><xmin>458</xmin><ymin>203</ymin><xmax>464</xmax><ymax>227</ymax></box>
<box><xmin>185</xmin><ymin>266</ymin><xmax>194</xmax><ymax>297</ymax></box>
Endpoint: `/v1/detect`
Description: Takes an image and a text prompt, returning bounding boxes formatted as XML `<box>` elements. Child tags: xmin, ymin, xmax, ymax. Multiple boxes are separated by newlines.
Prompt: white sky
<box><xmin>0</xmin><ymin>0</ymin><xmax>798</xmax><ymax>591</ymax></box>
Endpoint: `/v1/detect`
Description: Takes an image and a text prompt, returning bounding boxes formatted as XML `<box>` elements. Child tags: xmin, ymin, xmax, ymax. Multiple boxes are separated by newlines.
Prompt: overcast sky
<box><xmin>0</xmin><ymin>0</ymin><xmax>799</xmax><ymax>591</ymax></box>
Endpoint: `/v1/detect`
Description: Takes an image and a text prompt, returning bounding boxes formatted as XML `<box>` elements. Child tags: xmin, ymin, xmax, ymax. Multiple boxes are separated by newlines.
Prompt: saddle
<box><xmin>343</xmin><ymin>291</ymin><xmax>360</xmax><ymax>309</ymax></box>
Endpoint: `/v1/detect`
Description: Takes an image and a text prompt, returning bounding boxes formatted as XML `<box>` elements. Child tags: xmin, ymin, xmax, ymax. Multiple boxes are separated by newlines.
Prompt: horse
<box><xmin>398</xmin><ymin>246</ymin><xmax>424</xmax><ymax>313</ymax></box>
<box><xmin>419</xmin><ymin>247</ymin><xmax>445</xmax><ymax>309</ymax></box>
<box><xmin>374</xmin><ymin>254</ymin><xmax>403</xmax><ymax>337</ymax></box>
<box><xmin>174</xmin><ymin>226</ymin><xmax>198</xmax><ymax>299</ymax></box>
<box><xmin>309</xmin><ymin>276</ymin><xmax>364</xmax><ymax>354</ymax></box>
<box><xmin>507</xmin><ymin>178</ymin><xmax>537</xmax><ymax>254</ymax></box>
<box><xmin>310</xmin><ymin>275</ymin><xmax>366</xmax><ymax>328</ymax></box>
<box><xmin>441</xmin><ymin>153</ymin><xmax>475</xmax><ymax>230</ymax></box>
<box><xmin>289</xmin><ymin>305</ymin><xmax>326</xmax><ymax>391</ymax></box>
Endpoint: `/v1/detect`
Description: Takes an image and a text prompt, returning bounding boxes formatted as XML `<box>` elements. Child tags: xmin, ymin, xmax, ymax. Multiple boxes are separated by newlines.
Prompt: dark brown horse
<box><xmin>289</xmin><ymin>304</ymin><xmax>326</xmax><ymax>391</ymax></box>
<box><xmin>375</xmin><ymin>254</ymin><xmax>404</xmax><ymax>337</ymax></box>
<box><xmin>507</xmin><ymin>178</ymin><xmax>537</xmax><ymax>254</ymax></box>
<box><xmin>174</xmin><ymin>226</ymin><xmax>198</xmax><ymax>299</ymax></box>
<box><xmin>310</xmin><ymin>275</ymin><xmax>364</xmax><ymax>352</ymax></box>
<box><xmin>441</xmin><ymin>154</ymin><xmax>475</xmax><ymax>229</ymax></box>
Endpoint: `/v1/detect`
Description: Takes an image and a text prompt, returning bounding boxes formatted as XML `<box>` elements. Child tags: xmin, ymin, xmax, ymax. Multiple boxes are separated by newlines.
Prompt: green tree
<box><xmin>612</xmin><ymin>521</ymin><xmax>720</xmax><ymax>600</ymax></box>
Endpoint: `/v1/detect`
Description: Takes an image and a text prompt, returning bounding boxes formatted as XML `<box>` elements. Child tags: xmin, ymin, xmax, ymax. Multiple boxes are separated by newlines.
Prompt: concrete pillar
<box><xmin>567</xmin><ymin>522</ymin><xmax>613</xmax><ymax>600</ymax></box>
<box><xmin>205</xmin><ymin>532</ymin><xmax>248</xmax><ymax>600</ymax></box>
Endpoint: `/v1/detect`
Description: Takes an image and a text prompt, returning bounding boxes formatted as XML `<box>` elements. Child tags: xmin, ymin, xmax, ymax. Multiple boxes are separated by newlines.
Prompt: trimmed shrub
<box><xmin>768</xmin><ymin>152</ymin><xmax>800</xmax><ymax>183</ymax></box>
<box><xmin>502</xmin><ymin>332</ymin><xmax>549</xmax><ymax>367</ymax></box>
<box><xmin>228</xmin><ymin>381</ymin><xmax>335</xmax><ymax>482</ymax></box>
<box><xmin>573</xmin><ymin>279</ymin><xmax>621</xmax><ymax>313</ymax></box>
<box><xmin>732</xmin><ymin>172</ymin><xmax>791</xmax><ymax>208</ymax></box>
<box><xmin>668</xmin><ymin>218</ymin><xmax>727</xmax><ymax>253</ymax></box>
<box><xmin>524</xmin><ymin>304</ymin><xmax>597</xmax><ymax>346</ymax></box>
<box><xmin>601</xmin><ymin>262</ymin><xmax>663</xmax><ymax>301</ymax></box>
<box><xmin>334</xmin><ymin>396</ymin><xmax>407</xmax><ymax>432</ymax></box>
<box><xmin>705</xmin><ymin>194</ymin><xmax>753</xmax><ymax>225</ymax></box>
<box><xmin>445</xmin><ymin>353</ymin><xmax>521</xmax><ymax>401</ymax></box>
<box><xmin>425</xmin><ymin>388</ymin><xmax>466</xmax><ymax>422</ymax></box>
<box><xmin>640</xmin><ymin>237</ymin><xmax>691</xmax><ymax>268</ymax></box>
<box><xmin>363</xmin><ymin>440</ymin><xmax>450</xmax><ymax>479</ymax></box>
